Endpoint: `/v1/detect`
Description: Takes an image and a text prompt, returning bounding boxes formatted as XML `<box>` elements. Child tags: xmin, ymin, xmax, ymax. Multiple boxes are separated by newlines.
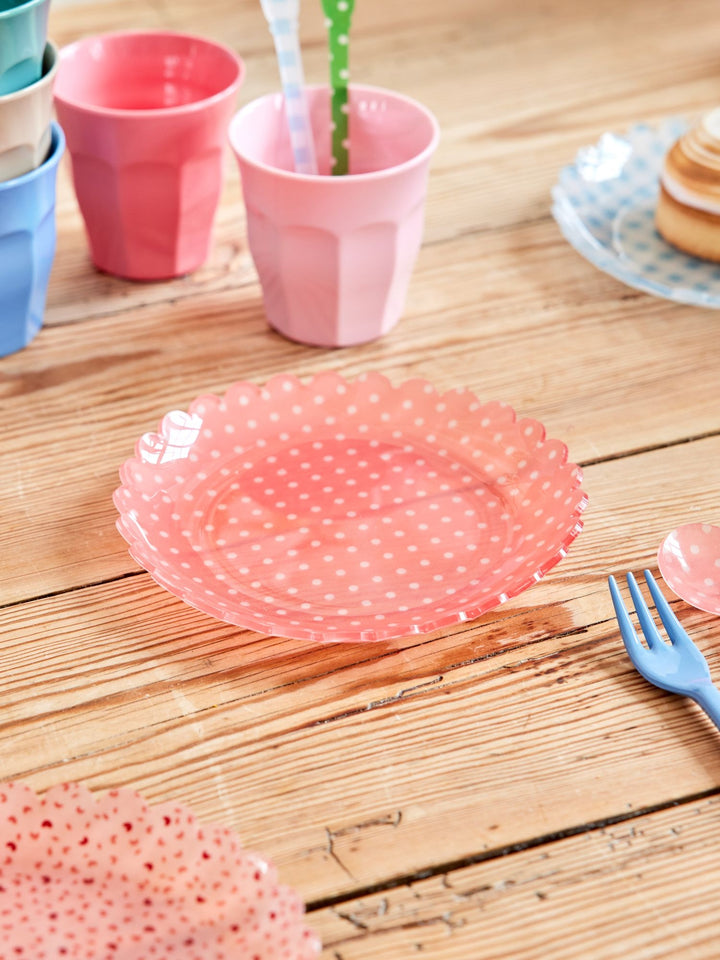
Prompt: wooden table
<box><xmin>3</xmin><ymin>0</ymin><xmax>720</xmax><ymax>955</ymax></box>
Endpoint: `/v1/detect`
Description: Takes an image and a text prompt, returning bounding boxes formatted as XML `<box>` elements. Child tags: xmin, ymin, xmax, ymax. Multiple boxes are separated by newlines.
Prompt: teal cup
<box><xmin>0</xmin><ymin>0</ymin><xmax>51</xmax><ymax>95</ymax></box>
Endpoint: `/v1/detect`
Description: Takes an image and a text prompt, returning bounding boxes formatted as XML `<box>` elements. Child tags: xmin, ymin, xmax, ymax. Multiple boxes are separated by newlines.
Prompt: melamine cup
<box><xmin>53</xmin><ymin>31</ymin><xmax>245</xmax><ymax>281</ymax></box>
<box><xmin>0</xmin><ymin>122</ymin><xmax>64</xmax><ymax>357</ymax></box>
<box><xmin>228</xmin><ymin>84</ymin><xmax>439</xmax><ymax>347</ymax></box>
<box><xmin>0</xmin><ymin>41</ymin><xmax>57</xmax><ymax>181</ymax></box>
<box><xmin>0</xmin><ymin>0</ymin><xmax>51</xmax><ymax>95</ymax></box>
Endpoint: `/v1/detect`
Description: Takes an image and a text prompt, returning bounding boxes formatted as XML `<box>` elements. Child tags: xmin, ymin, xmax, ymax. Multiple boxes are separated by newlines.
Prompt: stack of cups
<box><xmin>0</xmin><ymin>0</ymin><xmax>64</xmax><ymax>357</ymax></box>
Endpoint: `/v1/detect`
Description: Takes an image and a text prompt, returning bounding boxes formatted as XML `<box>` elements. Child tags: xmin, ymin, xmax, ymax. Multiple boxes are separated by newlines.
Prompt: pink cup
<box><xmin>229</xmin><ymin>85</ymin><xmax>440</xmax><ymax>347</ymax></box>
<box><xmin>53</xmin><ymin>31</ymin><xmax>244</xmax><ymax>280</ymax></box>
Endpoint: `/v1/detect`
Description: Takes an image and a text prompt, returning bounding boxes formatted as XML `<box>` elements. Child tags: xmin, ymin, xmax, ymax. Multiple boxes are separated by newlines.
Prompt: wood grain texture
<box><xmin>310</xmin><ymin>796</ymin><xmax>720</xmax><ymax>958</ymax></box>
<box><xmin>2</xmin><ymin>0</ymin><xmax>720</xmax><ymax>955</ymax></box>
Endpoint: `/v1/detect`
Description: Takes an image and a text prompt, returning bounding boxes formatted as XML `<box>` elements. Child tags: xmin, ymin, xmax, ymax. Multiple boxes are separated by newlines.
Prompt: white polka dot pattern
<box><xmin>657</xmin><ymin>522</ymin><xmax>720</xmax><ymax>616</ymax></box>
<box><xmin>113</xmin><ymin>372</ymin><xmax>588</xmax><ymax>642</ymax></box>
<box><xmin>0</xmin><ymin>781</ymin><xmax>320</xmax><ymax>959</ymax></box>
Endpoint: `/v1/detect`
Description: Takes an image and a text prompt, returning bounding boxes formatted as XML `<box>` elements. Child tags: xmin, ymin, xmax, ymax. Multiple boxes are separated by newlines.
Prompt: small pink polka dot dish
<box><xmin>113</xmin><ymin>372</ymin><xmax>588</xmax><ymax>642</ymax></box>
<box><xmin>0</xmin><ymin>781</ymin><xmax>320</xmax><ymax>960</ymax></box>
<box><xmin>657</xmin><ymin>522</ymin><xmax>720</xmax><ymax>616</ymax></box>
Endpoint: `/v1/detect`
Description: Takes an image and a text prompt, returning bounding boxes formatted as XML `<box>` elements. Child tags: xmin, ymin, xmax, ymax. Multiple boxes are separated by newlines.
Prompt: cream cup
<box><xmin>0</xmin><ymin>41</ymin><xmax>57</xmax><ymax>182</ymax></box>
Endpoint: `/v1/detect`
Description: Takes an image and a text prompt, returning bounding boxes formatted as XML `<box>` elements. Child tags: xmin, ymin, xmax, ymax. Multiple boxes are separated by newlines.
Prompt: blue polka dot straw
<box><xmin>260</xmin><ymin>0</ymin><xmax>318</xmax><ymax>175</ymax></box>
<box><xmin>320</xmin><ymin>0</ymin><xmax>355</xmax><ymax>175</ymax></box>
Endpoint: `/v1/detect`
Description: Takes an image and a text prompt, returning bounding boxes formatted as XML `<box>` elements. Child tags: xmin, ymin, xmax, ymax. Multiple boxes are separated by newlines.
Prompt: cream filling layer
<box><xmin>661</xmin><ymin>169</ymin><xmax>720</xmax><ymax>216</ymax></box>
<box><xmin>702</xmin><ymin>107</ymin><xmax>720</xmax><ymax>142</ymax></box>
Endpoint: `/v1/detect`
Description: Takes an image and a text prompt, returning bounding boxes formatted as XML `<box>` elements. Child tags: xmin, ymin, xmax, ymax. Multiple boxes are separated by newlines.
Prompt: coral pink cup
<box><xmin>53</xmin><ymin>31</ymin><xmax>244</xmax><ymax>280</ymax></box>
<box><xmin>229</xmin><ymin>85</ymin><xmax>439</xmax><ymax>347</ymax></box>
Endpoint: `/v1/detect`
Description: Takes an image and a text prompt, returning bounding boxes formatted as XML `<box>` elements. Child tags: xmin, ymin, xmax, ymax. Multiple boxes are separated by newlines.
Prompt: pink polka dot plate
<box><xmin>657</xmin><ymin>522</ymin><xmax>720</xmax><ymax>616</ymax></box>
<box><xmin>113</xmin><ymin>372</ymin><xmax>588</xmax><ymax>642</ymax></box>
<box><xmin>0</xmin><ymin>780</ymin><xmax>320</xmax><ymax>959</ymax></box>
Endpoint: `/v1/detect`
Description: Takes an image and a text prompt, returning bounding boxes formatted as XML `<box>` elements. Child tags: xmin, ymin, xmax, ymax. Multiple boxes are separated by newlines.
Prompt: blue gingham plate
<box><xmin>552</xmin><ymin>117</ymin><xmax>720</xmax><ymax>307</ymax></box>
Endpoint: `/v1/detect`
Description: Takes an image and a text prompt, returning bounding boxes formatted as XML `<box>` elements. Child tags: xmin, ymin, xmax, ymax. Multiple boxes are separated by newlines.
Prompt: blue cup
<box><xmin>0</xmin><ymin>0</ymin><xmax>51</xmax><ymax>95</ymax></box>
<box><xmin>0</xmin><ymin>122</ymin><xmax>64</xmax><ymax>357</ymax></box>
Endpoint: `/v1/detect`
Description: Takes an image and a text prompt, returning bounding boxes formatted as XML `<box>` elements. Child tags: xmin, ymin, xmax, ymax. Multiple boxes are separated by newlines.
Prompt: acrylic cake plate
<box><xmin>114</xmin><ymin>372</ymin><xmax>588</xmax><ymax>643</ymax></box>
<box><xmin>552</xmin><ymin>117</ymin><xmax>720</xmax><ymax>307</ymax></box>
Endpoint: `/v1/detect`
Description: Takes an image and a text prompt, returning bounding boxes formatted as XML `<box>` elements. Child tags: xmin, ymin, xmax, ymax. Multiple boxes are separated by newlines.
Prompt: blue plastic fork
<box><xmin>609</xmin><ymin>569</ymin><xmax>720</xmax><ymax>729</ymax></box>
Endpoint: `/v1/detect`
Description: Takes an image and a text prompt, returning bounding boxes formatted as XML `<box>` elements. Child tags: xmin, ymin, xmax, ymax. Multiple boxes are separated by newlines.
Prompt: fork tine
<box><xmin>625</xmin><ymin>571</ymin><xmax>664</xmax><ymax>648</ymax></box>
<box><xmin>608</xmin><ymin>574</ymin><xmax>644</xmax><ymax>653</ymax></box>
<box><xmin>642</xmin><ymin>569</ymin><xmax>694</xmax><ymax>649</ymax></box>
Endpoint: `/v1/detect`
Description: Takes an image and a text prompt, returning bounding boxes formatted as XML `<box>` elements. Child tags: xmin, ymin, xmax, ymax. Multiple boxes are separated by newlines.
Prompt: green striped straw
<box><xmin>320</xmin><ymin>0</ymin><xmax>355</xmax><ymax>175</ymax></box>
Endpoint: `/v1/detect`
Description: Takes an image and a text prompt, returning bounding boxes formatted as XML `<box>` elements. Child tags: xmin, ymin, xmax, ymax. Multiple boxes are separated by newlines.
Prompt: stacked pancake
<box><xmin>656</xmin><ymin>109</ymin><xmax>720</xmax><ymax>262</ymax></box>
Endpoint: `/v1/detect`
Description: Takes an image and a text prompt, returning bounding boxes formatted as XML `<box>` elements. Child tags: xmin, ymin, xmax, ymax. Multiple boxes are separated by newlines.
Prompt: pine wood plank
<box><xmin>309</xmin><ymin>795</ymin><xmax>720</xmax><ymax>959</ymax></box>
<box><xmin>2</xmin><ymin>574</ymin><xmax>718</xmax><ymax>905</ymax></box>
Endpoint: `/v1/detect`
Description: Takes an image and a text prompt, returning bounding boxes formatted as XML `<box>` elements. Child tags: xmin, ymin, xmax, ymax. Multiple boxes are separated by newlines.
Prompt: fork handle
<box><xmin>691</xmin><ymin>684</ymin><xmax>720</xmax><ymax>730</ymax></box>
